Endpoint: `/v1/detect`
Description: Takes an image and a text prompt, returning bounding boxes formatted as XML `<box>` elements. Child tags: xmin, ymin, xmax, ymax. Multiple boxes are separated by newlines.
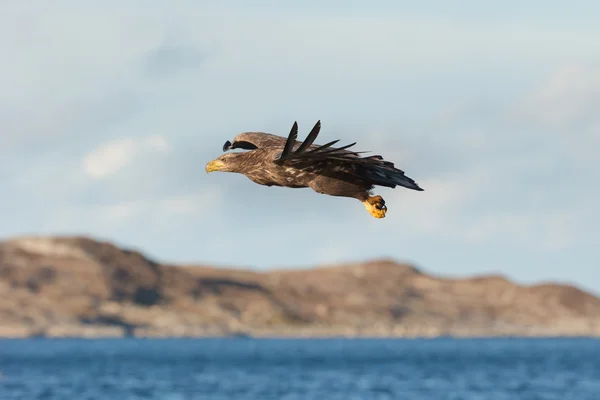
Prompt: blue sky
<box><xmin>1</xmin><ymin>2</ymin><xmax>599</xmax><ymax>293</ymax></box>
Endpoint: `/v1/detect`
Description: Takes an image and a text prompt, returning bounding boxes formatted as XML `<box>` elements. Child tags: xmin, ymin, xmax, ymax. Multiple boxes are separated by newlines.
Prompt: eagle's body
<box><xmin>206</xmin><ymin>120</ymin><xmax>423</xmax><ymax>218</ymax></box>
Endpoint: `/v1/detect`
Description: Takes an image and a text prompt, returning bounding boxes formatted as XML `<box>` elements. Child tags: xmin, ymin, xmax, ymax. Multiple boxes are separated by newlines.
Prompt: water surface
<box><xmin>1</xmin><ymin>337</ymin><xmax>599</xmax><ymax>399</ymax></box>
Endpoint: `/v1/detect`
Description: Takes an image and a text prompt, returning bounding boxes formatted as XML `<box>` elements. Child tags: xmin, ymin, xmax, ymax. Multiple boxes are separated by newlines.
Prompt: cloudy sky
<box><xmin>2</xmin><ymin>1</ymin><xmax>599</xmax><ymax>292</ymax></box>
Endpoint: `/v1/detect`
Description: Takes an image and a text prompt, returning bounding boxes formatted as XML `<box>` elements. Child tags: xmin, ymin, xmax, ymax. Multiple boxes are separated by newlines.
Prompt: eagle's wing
<box><xmin>223</xmin><ymin>121</ymin><xmax>339</xmax><ymax>153</ymax></box>
<box><xmin>223</xmin><ymin>128</ymin><xmax>297</xmax><ymax>153</ymax></box>
<box><xmin>274</xmin><ymin>120</ymin><xmax>424</xmax><ymax>191</ymax></box>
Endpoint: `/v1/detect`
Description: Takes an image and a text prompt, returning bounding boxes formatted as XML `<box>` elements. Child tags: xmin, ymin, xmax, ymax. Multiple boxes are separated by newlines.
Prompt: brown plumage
<box><xmin>205</xmin><ymin>120</ymin><xmax>424</xmax><ymax>218</ymax></box>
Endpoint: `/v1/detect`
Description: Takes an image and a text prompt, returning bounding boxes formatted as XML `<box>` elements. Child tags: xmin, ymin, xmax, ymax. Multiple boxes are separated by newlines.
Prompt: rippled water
<box><xmin>1</xmin><ymin>337</ymin><xmax>599</xmax><ymax>399</ymax></box>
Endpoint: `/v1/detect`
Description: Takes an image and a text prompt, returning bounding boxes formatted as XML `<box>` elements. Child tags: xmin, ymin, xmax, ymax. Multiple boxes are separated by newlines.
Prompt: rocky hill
<box><xmin>1</xmin><ymin>236</ymin><xmax>599</xmax><ymax>338</ymax></box>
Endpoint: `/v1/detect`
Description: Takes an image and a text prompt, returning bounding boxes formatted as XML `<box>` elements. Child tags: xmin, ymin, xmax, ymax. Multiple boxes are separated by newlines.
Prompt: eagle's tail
<box><xmin>360</xmin><ymin>156</ymin><xmax>424</xmax><ymax>191</ymax></box>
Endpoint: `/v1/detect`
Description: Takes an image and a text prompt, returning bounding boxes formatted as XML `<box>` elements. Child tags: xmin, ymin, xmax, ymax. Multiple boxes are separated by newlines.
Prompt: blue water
<box><xmin>0</xmin><ymin>338</ymin><xmax>599</xmax><ymax>399</ymax></box>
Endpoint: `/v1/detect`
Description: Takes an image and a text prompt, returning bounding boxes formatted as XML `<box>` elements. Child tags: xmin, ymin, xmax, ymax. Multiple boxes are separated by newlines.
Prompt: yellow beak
<box><xmin>205</xmin><ymin>159</ymin><xmax>225</xmax><ymax>173</ymax></box>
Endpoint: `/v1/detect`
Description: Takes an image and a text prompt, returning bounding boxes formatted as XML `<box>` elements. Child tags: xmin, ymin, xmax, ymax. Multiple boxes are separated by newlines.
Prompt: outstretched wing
<box><xmin>222</xmin><ymin>121</ymin><xmax>326</xmax><ymax>153</ymax></box>
<box><xmin>222</xmin><ymin>131</ymin><xmax>296</xmax><ymax>153</ymax></box>
<box><xmin>275</xmin><ymin>120</ymin><xmax>363</xmax><ymax>160</ymax></box>
<box><xmin>274</xmin><ymin>120</ymin><xmax>424</xmax><ymax>191</ymax></box>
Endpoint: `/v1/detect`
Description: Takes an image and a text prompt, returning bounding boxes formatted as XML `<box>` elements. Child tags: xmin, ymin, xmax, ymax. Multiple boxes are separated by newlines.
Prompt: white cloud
<box><xmin>83</xmin><ymin>138</ymin><xmax>137</xmax><ymax>179</ymax></box>
<box><xmin>511</xmin><ymin>64</ymin><xmax>600</xmax><ymax>173</ymax></box>
<box><xmin>515</xmin><ymin>63</ymin><xmax>600</xmax><ymax>128</ymax></box>
<box><xmin>82</xmin><ymin>136</ymin><xmax>169</xmax><ymax>179</ymax></box>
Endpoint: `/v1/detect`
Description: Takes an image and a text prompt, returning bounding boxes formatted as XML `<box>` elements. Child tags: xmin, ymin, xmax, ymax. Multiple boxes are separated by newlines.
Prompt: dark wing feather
<box><xmin>308</xmin><ymin>142</ymin><xmax>359</xmax><ymax>156</ymax></box>
<box><xmin>280</xmin><ymin>121</ymin><xmax>299</xmax><ymax>159</ymax></box>
<box><xmin>293</xmin><ymin>120</ymin><xmax>321</xmax><ymax>154</ymax></box>
<box><xmin>305</xmin><ymin>139</ymin><xmax>340</xmax><ymax>153</ymax></box>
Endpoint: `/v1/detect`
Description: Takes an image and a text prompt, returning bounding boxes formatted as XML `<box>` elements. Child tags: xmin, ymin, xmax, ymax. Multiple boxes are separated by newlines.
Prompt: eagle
<box><xmin>205</xmin><ymin>120</ymin><xmax>423</xmax><ymax>218</ymax></box>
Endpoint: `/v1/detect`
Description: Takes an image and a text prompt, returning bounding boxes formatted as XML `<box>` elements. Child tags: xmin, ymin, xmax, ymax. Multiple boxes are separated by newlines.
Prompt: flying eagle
<box><xmin>205</xmin><ymin>120</ymin><xmax>423</xmax><ymax>218</ymax></box>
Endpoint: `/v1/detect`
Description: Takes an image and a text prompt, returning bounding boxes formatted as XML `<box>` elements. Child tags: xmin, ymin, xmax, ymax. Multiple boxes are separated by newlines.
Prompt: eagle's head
<box><xmin>205</xmin><ymin>152</ymin><xmax>249</xmax><ymax>174</ymax></box>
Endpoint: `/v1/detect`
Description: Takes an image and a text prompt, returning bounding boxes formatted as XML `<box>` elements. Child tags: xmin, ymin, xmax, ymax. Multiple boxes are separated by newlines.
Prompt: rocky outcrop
<box><xmin>1</xmin><ymin>236</ymin><xmax>599</xmax><ymax>338</ymax></box>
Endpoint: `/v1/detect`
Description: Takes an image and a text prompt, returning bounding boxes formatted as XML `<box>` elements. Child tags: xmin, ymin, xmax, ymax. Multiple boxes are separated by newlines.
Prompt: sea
<box><xmin>0</xmin><ymin>337</ymin><xmax>599</xmax><ymax>399</ymax></box>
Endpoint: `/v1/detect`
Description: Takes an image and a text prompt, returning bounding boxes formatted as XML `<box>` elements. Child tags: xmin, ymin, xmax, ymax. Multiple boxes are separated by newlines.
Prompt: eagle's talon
<box><xmin>363</xmin><ymin>195</ymin><xmax>387</xmax><ymax>218</ymax></box>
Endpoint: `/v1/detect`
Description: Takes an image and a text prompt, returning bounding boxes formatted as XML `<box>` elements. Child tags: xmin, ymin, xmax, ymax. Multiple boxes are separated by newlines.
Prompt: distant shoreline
<box><xmin>2</xmin><ymin>335</ymin><xmax>600</xmax><ymax>341</ymax></box>
<box><xmin>2</xmin><ymin>326</ymin><xmax>600</xmax><ymax>340</ymax></box>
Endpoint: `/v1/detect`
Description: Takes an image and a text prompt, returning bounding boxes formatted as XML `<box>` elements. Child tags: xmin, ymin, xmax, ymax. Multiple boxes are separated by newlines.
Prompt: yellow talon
<box><xmin>362</xmin><ymin>195</ymin><xmax>387</xmax><ymax>219</ymax></box>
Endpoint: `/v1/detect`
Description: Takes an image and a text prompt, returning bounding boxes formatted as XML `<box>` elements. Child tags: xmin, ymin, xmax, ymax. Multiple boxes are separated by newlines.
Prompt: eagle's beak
<box><xmin>205</xmin><ymin>159</ymin><xmax>225</xmax><ymax>173</ymax></box>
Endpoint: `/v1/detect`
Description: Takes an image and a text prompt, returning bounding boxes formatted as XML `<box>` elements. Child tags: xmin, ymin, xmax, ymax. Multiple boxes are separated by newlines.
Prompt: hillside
<box><xmin>1</xmin><ymin>236</ymin><xmax>599</xmax><ymax>338</ymax></box>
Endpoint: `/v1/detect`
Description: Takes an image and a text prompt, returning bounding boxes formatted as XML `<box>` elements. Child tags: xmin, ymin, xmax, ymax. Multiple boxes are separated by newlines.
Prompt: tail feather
<box><xmin>361</xmin><ymin>165</ymin><xmax>423</xmax><ymax>191</ymax></box>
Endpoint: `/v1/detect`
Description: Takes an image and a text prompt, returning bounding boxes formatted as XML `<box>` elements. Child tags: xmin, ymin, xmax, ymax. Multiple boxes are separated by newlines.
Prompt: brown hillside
<box><xmin>0</xmin><ymin>236</ymin><xmax>599</xmax><ymax>338</ymax></box>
